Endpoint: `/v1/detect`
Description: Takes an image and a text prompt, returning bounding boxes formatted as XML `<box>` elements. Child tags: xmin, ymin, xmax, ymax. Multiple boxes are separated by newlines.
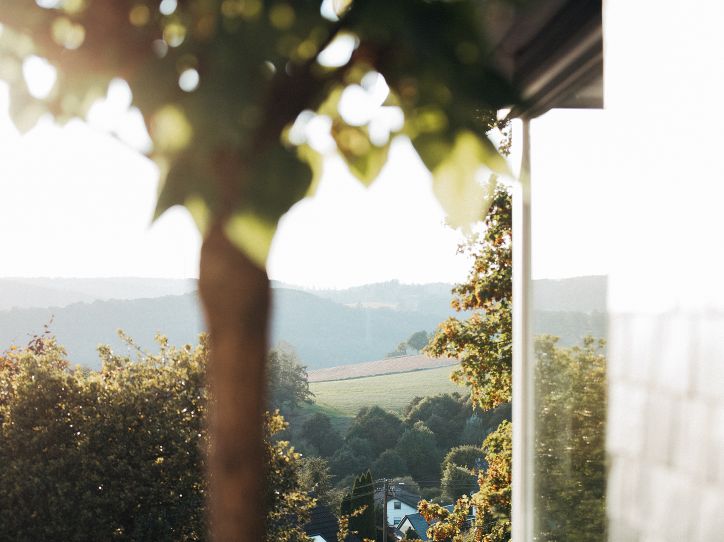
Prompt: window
<box><xmin>393</xmin><ymin>500</ymin><xmax>401</xmax><ymax>510</ymax></box>
<box><xmin>514</xmin><ymin>109</ymin><xmax>608</xmax><ymax>540</ymax></box>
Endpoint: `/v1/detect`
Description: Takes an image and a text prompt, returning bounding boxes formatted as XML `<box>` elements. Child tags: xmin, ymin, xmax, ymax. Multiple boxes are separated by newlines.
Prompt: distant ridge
<box><xmin>0</xmin><ymin>275</ymin><xmax>607</xmax><ymax>368</ymax></box>
<box><xmin>0</xmin><ymin>277</ymin><xmax>196</xmax><ymax>311</ymax></box>
<box><xmin>308</xmin><ymin>354</ymin><xmax>458</xmax><ymax>383</ymax></box>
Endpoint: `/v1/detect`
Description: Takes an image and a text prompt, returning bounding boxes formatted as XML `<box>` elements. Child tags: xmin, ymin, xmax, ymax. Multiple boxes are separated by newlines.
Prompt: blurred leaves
<box><xmin>0</xmin><ymin>0</ymin><xmax>519</xmax><ymax>265</ymax></box>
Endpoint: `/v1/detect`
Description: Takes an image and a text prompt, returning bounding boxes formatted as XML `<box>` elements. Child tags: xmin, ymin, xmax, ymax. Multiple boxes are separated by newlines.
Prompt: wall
<box><xmin>604</xmin><ymin>1</ymin><xmax>724</xmax><ymax>540</ymax></box>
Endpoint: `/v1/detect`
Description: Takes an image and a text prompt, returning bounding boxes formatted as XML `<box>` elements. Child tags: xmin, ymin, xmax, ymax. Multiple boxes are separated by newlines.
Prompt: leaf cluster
<box><xmin>0</xmin><ymin>0</ymin><xmax>518</xmax><ymax>266</ymax></box>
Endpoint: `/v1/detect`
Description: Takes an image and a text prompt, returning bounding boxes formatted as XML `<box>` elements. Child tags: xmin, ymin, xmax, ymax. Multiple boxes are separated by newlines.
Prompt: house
<box><xmin>304</xmin><ymin>501</ymin><xmax>361</xmax><ymax>542</ymax></box>
<box><xmin>374</xmin><ymin>486</ymin><xmax>421</xmax><ymax>527</ymax></box>
<box><xmin>396</xmin><ymin>505</ymin><xmax>475</xmax><ymax>541</ymax></box>
<box><xmin>396</xmin><ymin>513</ymin><xmax>430</xmax><ymax>541</ymax></box>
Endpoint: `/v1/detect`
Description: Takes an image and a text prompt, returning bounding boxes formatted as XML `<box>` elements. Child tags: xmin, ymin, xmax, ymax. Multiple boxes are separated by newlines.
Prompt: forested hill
<box><xmin>0</xmin><ymin>276</ymin><xmax>607</xmax><ymax>369</ymax></box>
<box><xmin>0</xmin><ymin>288</ymin><xmax>455</xmax><ymax>370</ymax></box>
<box><xmin>0</xmin><ymin>277</ymin><xmax>196</xmax><ymax>310</ymax></box>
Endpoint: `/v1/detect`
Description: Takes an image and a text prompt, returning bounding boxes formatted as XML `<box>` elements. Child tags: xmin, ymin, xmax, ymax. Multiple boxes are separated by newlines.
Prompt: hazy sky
<box><xmin>0</xmin><ymin>77</ymin><xmax>609</xmax><ymax>288</ymax></box>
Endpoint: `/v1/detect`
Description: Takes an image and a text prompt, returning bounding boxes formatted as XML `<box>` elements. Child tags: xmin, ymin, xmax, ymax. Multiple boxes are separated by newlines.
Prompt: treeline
<box><xmin>0</xmin><ymin>335</ymin><xmax>314</xmax><ymax>542</ymax></box>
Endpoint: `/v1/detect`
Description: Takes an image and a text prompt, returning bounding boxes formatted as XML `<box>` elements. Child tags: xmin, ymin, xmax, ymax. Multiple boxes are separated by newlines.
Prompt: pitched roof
<box><xmin>375</xmin><ymin>486</ymin><xmax>421</xmax><ymax>509</ymax></box>
<box><xmin>304</xmin><ymin>502</ymin><xmax>340</xmax><ymax>542</ymax></box>
<box><xmin>400</xmin><ymin>513</ymin><xmax>431</xmax><ymax>541</ymax></box>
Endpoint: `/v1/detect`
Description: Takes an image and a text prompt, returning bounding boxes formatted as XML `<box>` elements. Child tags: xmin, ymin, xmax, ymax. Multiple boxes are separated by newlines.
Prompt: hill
<box><xmin>309</xmin><ymin>365</ymin><xmax>463</xmax><ymax>417</ymax></box>
<box><xmin>0</xmin><ymin>277</ymin><xmax>197</xmax><ymax>310</ymax></box>
<box><xmin>308</xmin><ymin>354</ymin><xmax>458</xmax><ymax>382</ymax></box>
<box><xmin>0</xmin><ymin>276</ymin><xmax>608</xmax><ymax>368</ymax></box>
<box><xmin>300</xmin><ymin>280</ymin><xmax>455</xmax><ymax>313</ymax></box>
<box><xmin>0</xmin><ymin>288</ymin><xmax>455</xmax><ymax>369</ymax></box>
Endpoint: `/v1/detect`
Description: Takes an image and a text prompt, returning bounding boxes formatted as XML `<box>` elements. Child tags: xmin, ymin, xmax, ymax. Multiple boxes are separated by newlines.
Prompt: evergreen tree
<box><xmin>349</xmin><ymin>471</ymin><xmax>376</xmax><ymax>540</ymax></box>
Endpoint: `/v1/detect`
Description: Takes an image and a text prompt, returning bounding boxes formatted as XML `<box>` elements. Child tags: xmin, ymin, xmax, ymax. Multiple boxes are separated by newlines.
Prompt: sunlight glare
<box><xmin>22</xmin><ymin>56</ymin><xmax>57</xmax><ymax>99</ymax></box>
<box><xmin>35</xmin><ymin>0</ymin><xmax>62</xmax><ymax>8</ymax></box>
<box><xmin>178</xmin><ymin>68</ymin><xmax>200</xmax><ymax>92</ymax></box>
<box><xmin>317</xmin><ymin>32</ymin><xmax>358</xmax><ymax>68</ymax></box>
<box><xmin>159</xmin><ymin>0</ymin><xmax>178</xmax><ymax>16</ymax></box>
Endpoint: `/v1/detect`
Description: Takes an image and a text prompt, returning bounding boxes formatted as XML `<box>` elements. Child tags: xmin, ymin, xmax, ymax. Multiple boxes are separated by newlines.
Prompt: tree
<box><xmin>403</xmin><ymin>393</ymin><xmax>469</xmax><ymax>448</ymax></box>
<box><xmin>267</xmin><ymin>344</ymin><xmax>313</xmax><ymax>413</ymax></box>
<box><xmin>0</xmin><ymin>336</ymin><xmax>314</xmax><ymax>541</ymax></box>
<box><xmin>440</xmin><ymin>446</ymin><xmax>483</xmax><ymax>502</ymax></box>
<box><xmin>534</xmin><ymin>336</ymin><xmax>606</xmax><ymax>541</ymax></box>
<box><xmin>406</xmin><ymin>330</ymin><xmax>430</xmax><ymax>352</ymax></box>
<box><xmin>300</xmin><ymin>412</ymin><xmax>343</xmax><ymax>458</ymax></box>
<box><xmin>426</xmin><ymin>187</ymin><xmax>512</xmax><ymax>411</ymax></box>
<box><xmin>470</xmin><ymin>421</ymin><xmax>512</xmax><ymax>541</ymax></box>
<box><xmin>346</xmin><ymin>405</ymin><xmax>403</xmax><ymax>458</ymax></box>
<box><xmin>405</xmin><ymin>527</ymin><xmax>422</xmax><ymax>539</ymax></box>
<box><xmin>395</xmin><ymin>421</ymin><xmax>440</xmax><ymax>483</ymax></box>
<box><xmin>298</xmin><ymin>456</ymin><xmax>333</xmax><ymax>505</ymax></box>
<box><xmin>329</xmin><ymin>437</ymin><xmax>374</xmax><ymax>478</ymax></box>
<box><xmin>419</xmin><ymin>185</ymin><xmax>513</xmax><ymax>540</ymax></box>
<box><xmin>371</xmin><ymin>449</ymin><xmax>407</xmax><ymax>479</ymax></box>
<box><xmin>348</xmin><ymin>471</ymin><xmax>375</xmax><ymax>540</ymax></box>
<box><xmin>386</xmin><ymin>341</ymin><xmax>409</xmax><ymax>358</ymax></box>
<box><xmin>0</xmin><ymin>3</ymin><xmax>518</xmax><ymax>539</ymax></box>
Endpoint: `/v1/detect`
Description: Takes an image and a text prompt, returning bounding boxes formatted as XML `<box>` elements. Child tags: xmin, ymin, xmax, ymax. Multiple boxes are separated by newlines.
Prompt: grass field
<box><xmin>309</xmin><ymin>365</ymin><xmax>463</xmax><ymax>417</ymax></box>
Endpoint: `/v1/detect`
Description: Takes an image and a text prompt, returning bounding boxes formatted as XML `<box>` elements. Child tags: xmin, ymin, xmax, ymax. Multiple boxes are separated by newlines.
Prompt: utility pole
<box><xmin>381</xmin><ymin>478</ymin><xmax>389</xmax><ymax>542</ymax></box>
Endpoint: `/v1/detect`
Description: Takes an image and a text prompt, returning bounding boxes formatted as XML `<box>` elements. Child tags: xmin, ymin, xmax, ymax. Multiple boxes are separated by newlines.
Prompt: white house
<box><xmin>375</xmin><ymin>486</ymin><xmax>420</xmax><ymax>527</ymax></box>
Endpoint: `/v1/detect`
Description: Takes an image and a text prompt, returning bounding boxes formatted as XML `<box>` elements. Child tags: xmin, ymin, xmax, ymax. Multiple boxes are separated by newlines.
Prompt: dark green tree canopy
<box><xmin>300</xmin><ymin>412</ymin><xmax>343</xmax><ymax>458</ymax></box>
<box><xmin>346</xmin><ymin>405</ymin><xmax>403</xmax><ymax>457</ymax></box>
<box><xmin>267</xmin><ymin>343</ymin><xmax>313</xmax><ymax>412</ymax></box>
<box><xmin>0</xmin><ymin>335</ymin><xmax>314</xmax><ymax>541</ymax></box>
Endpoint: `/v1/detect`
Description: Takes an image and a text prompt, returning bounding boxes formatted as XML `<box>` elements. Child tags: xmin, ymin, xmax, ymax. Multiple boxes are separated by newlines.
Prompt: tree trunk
<box><xmin>198</xmin><ymin>224</ymin><xmax>270</xmax><ymax>542</ymax></box>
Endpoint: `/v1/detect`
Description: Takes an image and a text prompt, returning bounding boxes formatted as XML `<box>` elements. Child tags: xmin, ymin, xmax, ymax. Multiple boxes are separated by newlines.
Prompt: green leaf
<box><xmin>431</xmin><ymin>130</ymin><xmax>502</xmax><ymax>230</ymax></box>
<box><xmin>332</xmin><ymin>123</ymin><xmax>389</xmax><ymax>186</ymax></box>
<box><xmin>224</xmin><ymin>211</ymin><xmax>276</xmax><ymax>269</ymax></box>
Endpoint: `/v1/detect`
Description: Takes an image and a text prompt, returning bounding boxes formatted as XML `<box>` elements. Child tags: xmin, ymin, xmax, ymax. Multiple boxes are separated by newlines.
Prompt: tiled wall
<box><xmin>607</xmin><ymin>312</ymin><xmax>724</xmax><ymax>541</ymax></box>
<box><xmin>604</xmin><ymin>1</ymin><xmax>724</xmax><ymax>540</ymax></box>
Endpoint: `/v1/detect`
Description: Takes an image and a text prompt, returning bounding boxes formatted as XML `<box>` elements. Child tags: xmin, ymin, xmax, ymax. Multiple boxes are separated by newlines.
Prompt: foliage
<box><xmin>300</xmin><ymin>412</ymin><xmax>343</xmax><ymax>458</ymax></box>
<box><xmin>387</xmin><ymin>330</ymin><xmax>430</xmax><ymax>357</ymax></box>
<box><xmin>470</xmin><ymin>420</ymin><xmax>512</xmax><ymax>542</ymax></box>
<box><xmin>387</xmin><ymin>341</ymin><xmax>410</xmax><ymax>358</ymax></box>
<box><xmin>346</xmin><ymin>405</ymin><xmax>403</xmax><ymax>457</ymax></box>
<box><xmin>0</xmin><ymin>335</ymin><xmax>207</xmax><ymax>541</ymax></box>
<box><xmin>406</xmin><ymin>330</ymin><xmax>430</xmax><ymax>352</ymax></box>
<box><xmin>534</xmin><ymin>336</ymin><xmax>606</xmax><ymax>541</ymax></box>
<box><xmin>426</xmin><ymin>186</ymin><xmax>512</xmax><ymax>410</ymax></box>
<box><xmin>268</xmin><ymin>343</ymin><xmax>314</xmax><ymax>413</ymax></box>
<box><xmin>442</xmin><ymin>445</ymin><xmax>485</xmax><ymax>472</ymax></box>
<box><xmin>440</xmin><ymin>445</ymin><xmax>484</xmax><ymax>502</ymax></box>
<box><xmin>403</xmin><ymin>393</ymin><xmax>470</xmax><ymax>448</ymax></box>
<box><xmin>395</xmin><ymin>421</ymin><xmax>440</xmax><ymax>483</ymax></box>
<box><xmin>348</xmin><ymin>471</ymin><xmax>375</xmax><ymax>540</ymax></box>
<box><xmin>371</xmin><ymin>449</ymin><xmax>407</xmax><ymax>479</ymax></box>
<box><xmin>419</xmin><ymin>420</ymin><xmax>511</xmax><ymax>542</ymax></box>
<box><xmin>420</xmin><ymin>184</ymin><xmax>513</xmax><ymax>540</ymax></box>
<box><xmin>419</xmin><ymin>496</ymin><xmax>472</xmax><ymax>542</ymax></box>
<box><xmin>0</xmin><ymin>335</ymin><xmax>314</xmax><ymax>541</ymax></box>
<box><xmin>264</xmin><ymin>411</ymin><xmax>317</xmax><ymax>542</ymax></box>
<box><xmin>298</xmin><ymin>456</ymin><xmax>333</xmax><ymax>505</ymax></box>
<box><xmin>405</xmin><ymin>527</ymin><xmax>422</xmax><ymax>539</ymax></box>
<box><xmin>0</xmin><ymin>0</ymin><xmax>516</xmax><ymax>267</ymax></box>
<box><xmin>329</xmin><ymin>437</ymin><xmax>374</xmax><ymax>478</ymax></box>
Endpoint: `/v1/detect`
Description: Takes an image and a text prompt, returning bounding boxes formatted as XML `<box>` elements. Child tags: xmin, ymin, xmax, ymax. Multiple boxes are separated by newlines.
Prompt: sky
<box><xmin>0</xmin><ymin>75</ymin><xmax>610</xmax><ymax>288</ymax></box>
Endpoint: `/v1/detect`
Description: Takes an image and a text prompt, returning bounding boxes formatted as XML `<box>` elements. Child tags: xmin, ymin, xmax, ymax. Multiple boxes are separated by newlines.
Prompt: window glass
<box><xmin>529</xmin><ymin>109</ymin><xmax>608</xmax><ymax>541</ymax></box>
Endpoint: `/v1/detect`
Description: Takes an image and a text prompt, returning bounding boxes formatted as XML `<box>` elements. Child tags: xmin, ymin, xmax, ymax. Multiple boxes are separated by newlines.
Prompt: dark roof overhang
<box><xmin>486</xmin><ymin>0</ymin><xmax>603</xmax><ymax>118</ymax></box>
